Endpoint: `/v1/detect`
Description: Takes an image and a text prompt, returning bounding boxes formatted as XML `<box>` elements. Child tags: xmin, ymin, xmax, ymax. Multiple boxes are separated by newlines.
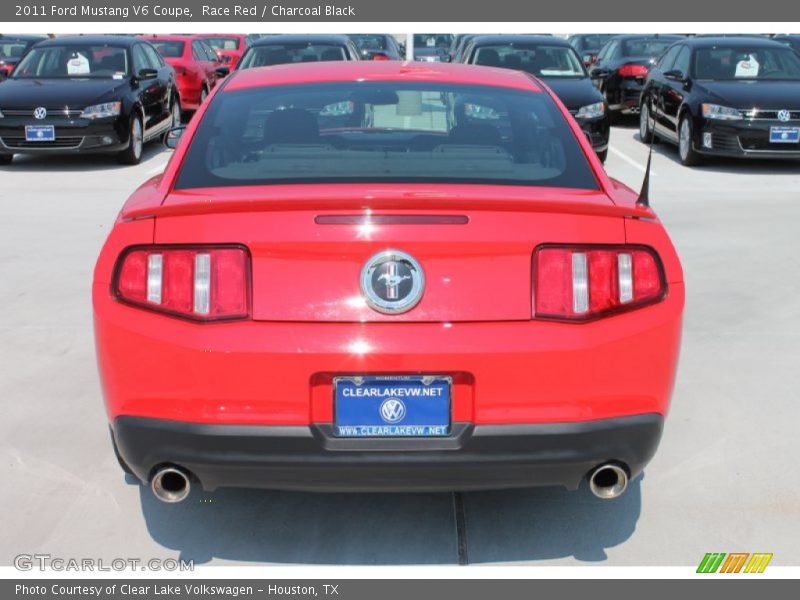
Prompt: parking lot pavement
<box><xmin>1</xmin><ymin>124</ymin><xmax>799</xmax><ymax>567</ymax></box>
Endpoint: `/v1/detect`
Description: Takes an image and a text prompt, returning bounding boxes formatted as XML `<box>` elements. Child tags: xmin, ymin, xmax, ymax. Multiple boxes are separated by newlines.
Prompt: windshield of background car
<box><xmin>350</xmin><ymin>35</ymin><xmax>389</xmax><ymax>51</ymax></box>
<box><xmin>174</xmin><ymin>82</ymin><xmax>598</xmax><ymax>190</ymax></box>
<box><xmin>471</xmin><ymin>44</ymin><xmax>586</xmax><ymax>77</ymax></box>
<box><xmin>12</xmin><ymin>45</ymin><xmax>129</xmax><ymax>78</ymax></box>
<box><xmin>414</xmin><ymin>34</ymin><xmax>453</xmax><ymax>50</ymax></box>
<box><xmin>580</xmin><ymin>35</ymin><xmax>615</xmax><ymax>52</ymax></box>
<box><xmin>239</xmin><ymin>44</ymin><xmax>347</xmax><ymax>68</ymax></box>
<box><xmin>150</xmin><ymin>40</ymin><xmax>185</xmax><ymax>58</ymax></box>
<box><xmin>204</xmin><ymin>37</ymin><xmax>240</xmax><ymax>50</ymax></box>
<box><xmin>694</xmin><ymin>46</ymin><xmax>800</xmax><ymax>80</ymax></box>
<box><xmin>0</xmin><ymin>39</ymin><xmax>32</xmax><ymax>61</ymax></box>
<box><xmin>621</xmin><ymin>38</ymin><xmax>675</xmax><ymax>58</ymax></box>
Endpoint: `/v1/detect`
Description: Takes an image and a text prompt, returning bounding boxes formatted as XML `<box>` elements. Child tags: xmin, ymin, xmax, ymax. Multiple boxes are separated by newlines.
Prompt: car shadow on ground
<box><xmin>0</xmin><ymin>144</ymin><xmax>167</xmax><ymax>173</ymax></box>
<box><xmin>134</xmin><ymin>475</ymin><xmax>641</xmax><ymax>565</ymax></box>
<box><xmin>613</xmin><ymin>116</ymin><xmax>800</xmax><ymax>176</ymax></box>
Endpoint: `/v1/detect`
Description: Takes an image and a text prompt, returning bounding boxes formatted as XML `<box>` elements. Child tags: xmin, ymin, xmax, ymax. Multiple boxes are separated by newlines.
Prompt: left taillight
<box><xmin>113</xmin><ymin>246</ymin><xmax>250</xmax><ymax>321</ymax></box>
<box><xmin>533</xmin><ymin>245</ymin><xmax>666</xmax><ymax>321</ymax></box>
<box><xmin>618</xmin><ymin>64</ymin><xmax>649</xmax><ymax>78</ymax></box>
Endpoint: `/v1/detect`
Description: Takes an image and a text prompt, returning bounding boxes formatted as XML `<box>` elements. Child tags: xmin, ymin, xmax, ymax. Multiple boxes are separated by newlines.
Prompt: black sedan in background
<box><xmin>0</xmin><ymin>34</ymin><xmax>48</xmax><ymax>81</ymax></box>
<box><xmin>590</xmin><ymin>34</ymin><xmax>684</xmax><ymax>120</ymax></box>
<box><xmin>236</xmin><ymin>35</ymin><xmax>360</xmax><ymax>70</ymax></box>
<box><xmin>567</xmin><ymin>34</ymin><xmax>617</xmax><ymax>67</ymax></box>
<box><xmin>772</xmin><ymin>35</ymin><xmax>800</xmax><ymax>54</ymax></box>
<box><xmin>640</xmin><ymin>36</ymin><xmax>800</xmax><ymax>165</ymax></box>
<box><xmin>0</xmin><ymin>36</ymin><xmax>179</xmax><ymax>165</ymax></box>
<box><xmin>347</xmin><ymin>34</ymin><xmax>404</xmax><ymax>60</ymax></box>
<box><xmin>462</xmin><ymin>35</ymin><xmax>610</xmax><ymax>161</ymax></box>
<box><xmin>413</xmin><ymin>34</ymin><xmax>453</xmax><ymax>62</ymax></box>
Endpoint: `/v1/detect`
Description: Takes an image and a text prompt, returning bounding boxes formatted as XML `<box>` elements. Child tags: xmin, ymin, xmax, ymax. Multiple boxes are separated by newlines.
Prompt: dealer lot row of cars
<box><xmin>0</xmin><ymin>32</ymin><xmax>799</xmax><ymax>166</ymax></box>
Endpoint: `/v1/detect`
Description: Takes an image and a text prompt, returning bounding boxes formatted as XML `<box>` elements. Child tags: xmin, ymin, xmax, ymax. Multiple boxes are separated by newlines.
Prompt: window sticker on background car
<box><xmin>67</xmin><ymin>52</ymin><xmax>90</xmax><ymax>75</ymax></box>
<box><xmin>113</xmin><ymin>72</ymin><xmax>125</xmax><ymax>79</ymax></box>
<box><xmin>735</xmin><ymin>54</ymin><xmax>760</xmax><ymax>77</ymax></box>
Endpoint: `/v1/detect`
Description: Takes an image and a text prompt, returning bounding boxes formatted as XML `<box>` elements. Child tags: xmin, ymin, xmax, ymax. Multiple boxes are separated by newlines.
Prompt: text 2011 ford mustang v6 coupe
<box><xmin>93</xmin><ymin>61</ymin><xmax>684</xmax><ymax>503</ymax></box>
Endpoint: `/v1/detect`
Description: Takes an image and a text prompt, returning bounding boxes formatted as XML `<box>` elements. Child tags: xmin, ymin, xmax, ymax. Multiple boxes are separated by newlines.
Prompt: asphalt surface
<box><xmin>1</xmin><ymin>118</ymin><xmax>799</xmax><ymax>566</ymax></box>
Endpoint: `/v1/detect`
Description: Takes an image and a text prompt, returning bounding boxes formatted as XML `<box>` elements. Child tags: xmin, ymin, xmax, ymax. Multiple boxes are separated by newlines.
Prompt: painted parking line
<box><xmin>609</xmin><ymin>146</ymin><xmax>658</xmax><ymax>176</ymax></box>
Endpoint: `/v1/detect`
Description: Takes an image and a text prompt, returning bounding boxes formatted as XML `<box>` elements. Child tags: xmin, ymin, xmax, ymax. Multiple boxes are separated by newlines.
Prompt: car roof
<box><xmin>607</xmin><ymin>34</ymin><xmax>685</xmax><ymax>42</ymax></box>
<box><xmin>224</xmin><ymin>61</ymin><xmax>543</xmax><ymax>92</ymax></box>
<box><xmin>681</xmin><ymin>35</ymin><xmax>789</xmax><ymax>48</ymax></box>
<box><xmin>466</xmin><ymin>35</ymin><xmax>572</xmax><ymax>48</ymax></box>
<box><xmin>35</xmin><ymin>35</ymin><xmax>141</xmax><ymax>47</ymax></box>
<box><xmin>0</xmin><ymin>34</ymin><xmax>48</xmax><ymax>41</ymax></box>
<box><xmin>249</xmin><ymin>34</ymin><xmax>353</xmax><ymax>47</ymax></box>
<box><xmin>139</xmin><ymin>34</ymin><xmax>207</xmax><ymax>42</ymax></box>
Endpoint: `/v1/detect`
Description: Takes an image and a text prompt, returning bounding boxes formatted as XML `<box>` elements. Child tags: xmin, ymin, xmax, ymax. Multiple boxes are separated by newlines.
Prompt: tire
<box><xmin>596</xmin><ymin>148</ymin><xmax>608</xmax><ymax>163</ymax></box>
<box><xmin>171</xmin><ymin>96</ymin><xmax>182</xmax><ymax>128</ymax></box>
<box><xmin>639</xmin><ymin>102</ymin><xmax>654</xmax><ymax>143</ymax></box>
<box><xmin>118</xmin><ymin>114</ymin><xmax>144</xmax><ymax>165</ymax></box>
<box><xmin>678</xmin><ymin>114</ymin><xmax>703</xmax><ymax>167</ymax></box>
<box><xmin>200</xmin><ymin>87</ymin><xmax>208</xmax><ymax>105</ymax></box>
<box><xmin>0</xmin><ymin>154</ymin><xmax>13</xmax><ymax>165</ymax></box>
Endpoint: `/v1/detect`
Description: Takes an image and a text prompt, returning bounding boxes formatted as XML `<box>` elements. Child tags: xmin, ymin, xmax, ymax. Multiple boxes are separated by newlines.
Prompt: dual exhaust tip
<box><xmin>151</xmin><ymin>462</ymin><xmax>629</xmax><ymax>503</ymax></box>
<box><xmin>151</xmin><ymin>466</ymin><xmax>191</xmax><ymax>503</ymax></box>
<box><xmin>588</xmin><ymin>463</ymin><xmax>629</xmax><ymax>500</ymax></box>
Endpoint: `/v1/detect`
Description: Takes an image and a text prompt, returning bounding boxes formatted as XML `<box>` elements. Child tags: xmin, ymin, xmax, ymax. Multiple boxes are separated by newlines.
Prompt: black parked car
<box><xmin>462</xmin><ymin>35</ymin><xmax>610</xmax><ymax>161</ymax></box>
<box><xmin>639</xmin><ymin>36</ymin><xmax>800</xmax><ymax>165</ymax></box>
<box><xmin>413</xmin><ymin>34</ymin><xmax>453</xmax><ymax>62</ymax></box>
<box><xmin>347</xmin><ymin>34</ymin><xmax>404</xmax><ymax>60</ymax></box>
<box><xmin>590</xmin><ymin>34</ymin><xmax>684</xmax><ymax>120</ymax></box>
<box><xmin>0</xmin><ymin>34</ymin><xmax>48</xmax><ymax>81</ymax></box>
<box><xmin>237</xmin><ymin>35</ymin><xmax>360</xmax><ymax>70</ymax></box>
<box><xmin>0</xmin><ymin>36</ymin><xmax>179</xmax><ymax>165</ymax></box>
<box><xmin>567</xmin><ymin>34</ymin><xmax>617</xmax><ymax>67</ymax></box>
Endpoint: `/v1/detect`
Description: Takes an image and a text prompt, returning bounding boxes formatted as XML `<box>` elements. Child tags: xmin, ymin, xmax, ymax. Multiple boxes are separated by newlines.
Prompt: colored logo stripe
<box><xmin>697</xmin><ymin>552</ymin><xmax>773</xmax><ymax>573</ymax></box>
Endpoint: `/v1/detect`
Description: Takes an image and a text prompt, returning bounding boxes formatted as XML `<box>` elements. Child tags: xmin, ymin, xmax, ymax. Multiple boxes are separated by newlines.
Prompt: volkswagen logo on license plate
<box><xmin>33</xmin><ymin>107</ymin><xmax>47</xmax><ymax>120</ymax></box>
<box><xmin>777</xmin><ymin>110</ymin><xmax>792</xmax><ymax>122</ymax></box>
<box><xmin>360</xmin><ymin>249</ymin><xmax>425</xmax><ymax>314</ymax></box>
<box><xmin>379</xmin><ymin>398</ymin><xmax>406</xmax><ymax>423</ymax></box>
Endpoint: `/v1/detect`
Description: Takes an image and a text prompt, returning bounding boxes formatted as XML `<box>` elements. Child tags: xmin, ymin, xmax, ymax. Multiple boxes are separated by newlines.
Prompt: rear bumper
<box><xmin>113</xmin><ymin>413</ymin><xmax>664</xmax><ymax>492</ymax></box>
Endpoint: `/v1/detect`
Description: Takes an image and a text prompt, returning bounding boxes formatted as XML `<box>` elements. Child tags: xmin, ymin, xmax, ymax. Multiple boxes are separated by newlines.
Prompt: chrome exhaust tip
<box><xmin>588</xmin><ymin>463</ymin><xmax>629</xmax><ymax>500</ymax></box>
<box><xmin>151</xmin><ymin>466</ymin><xmax>191</xmax><ymax>503</ymax></box>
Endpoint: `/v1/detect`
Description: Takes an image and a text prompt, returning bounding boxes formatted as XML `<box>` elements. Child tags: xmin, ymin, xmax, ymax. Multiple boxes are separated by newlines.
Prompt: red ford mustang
<box><xmin>93</xmin><ymin>62</ymin><xmax>684</xmax><ymax>503</ymax></box>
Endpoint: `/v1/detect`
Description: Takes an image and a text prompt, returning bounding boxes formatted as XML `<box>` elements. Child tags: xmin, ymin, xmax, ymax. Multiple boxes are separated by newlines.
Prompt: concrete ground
<box><xmin>1</xmin><ymin>119</ymin><xmax>798</xmax><ymax>566</ymax></box>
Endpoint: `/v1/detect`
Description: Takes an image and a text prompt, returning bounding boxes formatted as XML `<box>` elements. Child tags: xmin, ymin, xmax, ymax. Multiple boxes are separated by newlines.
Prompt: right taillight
<box><xmin>113</xmin><ymin>245</ymin><xmax>250</xmax><ymax>321</ymax></box>
<box><xmin>618</xmin><ymin>64</ymin><xmax>649</xmax><ymax>78</ymax></box>
<box><xmin>533</xmin><ymin>245</ymin><xmax>666</xmax><ymax>321</ymax></box>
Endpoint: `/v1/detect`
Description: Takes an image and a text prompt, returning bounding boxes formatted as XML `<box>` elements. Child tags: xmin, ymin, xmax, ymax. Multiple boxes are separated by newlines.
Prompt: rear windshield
<box><xmin>150</xmin><ymin>40</ymin><xmax>185</xmax><ymax>58</ymax></box>
<box><xmin>471</xmin><ymin>44</ymin><xmax>586</xmax><ymax>77</ymax></box>
<box><xmin>694</xmin><ymin>46</ymin><xmax>800</xmax><ymax>80</ymax></box>
<box><xmin>414</xmin><ymin>34</ymin><xmax>453</xmax><ymax>50</ymax></box>
<box><xmin>622</xmin><ymin>38</ymin><xmax>676</xmax><ymax>58</ymax></box>
<box><xmin>12</xmin><ymin>45</ymin><xmax>129</xmax><ymax>78</ymax></box>
<box><xmin>174</xmin><ymin>82</ymin><xmax>598</xmax><ymax>190</ymax></box>
<box><xmin>577</xmin><ymin>35</ymin><xmax>614</xmax><ymax>52</ymax></box>
<box><xmin>349</xmin><ymin>35</ymin><xmax>388</xmax><ymax>51</ymax></box>
<box><xmin>239</xmin><ymin>44</ymin><xmax>347</xmax><ymax>68</ymax></box>
<box><xmin>203</xmin><ymin>37</ymin><xmax>240</xmax><ymax>50</ymax></box>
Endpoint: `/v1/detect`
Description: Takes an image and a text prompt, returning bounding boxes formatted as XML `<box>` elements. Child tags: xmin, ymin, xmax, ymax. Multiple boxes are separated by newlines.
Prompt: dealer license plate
<box><xmin>333</xmin><ymin>375</ymin><xmax>451</xmax><ymax>437</ymax></box>
<box><xmin>25</xmin><ymin>125</ymin><xmax>55</xmax><ymax>142</ymax></box>
<box><xmin>769</xmin><ymin>127</ymin><xmax>800</xmax><ymax>144</ymax></box>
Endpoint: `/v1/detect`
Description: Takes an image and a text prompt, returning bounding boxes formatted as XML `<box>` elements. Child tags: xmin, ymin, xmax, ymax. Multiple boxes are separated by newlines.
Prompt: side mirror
<box><xmin>163</xmin><ymin>126</ymin><xmax>186</xmax><ymax>150</ymax></box>
<box><xmin>214</xmin><ymin>66</ymin><xmax>230</xmax><ymax>77</ymax></box>
<box><xmin>664</xmin><ymin>69</ymin><xmax>686</xmax><ymax>82</ymax></box>
<box><xmin>137</xmin><ymin>68</ymin><xmax>158</xmax><ymax>81</ymax></box>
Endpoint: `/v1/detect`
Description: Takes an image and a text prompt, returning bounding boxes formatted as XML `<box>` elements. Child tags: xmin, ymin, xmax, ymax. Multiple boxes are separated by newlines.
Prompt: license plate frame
<box><xmin>333</xmin><ymin>375</ymin><xmax>452</xmax><ymax>438</ymax></box>
<box><xmin>769</xmin><ymin>126</ymin><xmax>800</xmax><ymax>144</ymax></box>
<box><xmin>25</xmin><ymin>125</ymin><xmax>55</xmax><ymax>142</ymax></box>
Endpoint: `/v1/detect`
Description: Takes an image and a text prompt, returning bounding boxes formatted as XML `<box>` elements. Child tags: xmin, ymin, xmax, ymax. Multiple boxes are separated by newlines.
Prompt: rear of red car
<box><xmin>93</xmin><ymin>63</ymin><xmax>683</xmax><ymax>500</ymax></box>
<box><xmin>201</xmin><ymin>34</ymin><xmax>246</xmax><ymax>70</ymax></box>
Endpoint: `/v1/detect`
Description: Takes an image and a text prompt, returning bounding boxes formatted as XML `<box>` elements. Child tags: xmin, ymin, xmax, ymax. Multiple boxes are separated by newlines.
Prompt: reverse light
<box><xmin>80</xmin><ymin>102</ymin><xmax>122</xmax><ymax>119</ymax></box>
<box><xmin>618</xmin><ymin>64</ymin><xmax>649</xmax><ymax>78</ymax></box>
<box><xmin>114</xmin><ymin>246</ymin><xmax>250</xmax><ymax>321</ymax></box>
<box><xmin>533</xmin><ymin>245</ymin><xmax>666</xmax><ymax>321</ymax></box>
<box><xmin>701</xmin><ymin>103</ymin><xmax>743</xmax><ymax>121</ymax></box>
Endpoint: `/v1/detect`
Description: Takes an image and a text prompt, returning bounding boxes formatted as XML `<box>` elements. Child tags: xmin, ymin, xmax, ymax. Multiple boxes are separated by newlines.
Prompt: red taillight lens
<box><xmin>113</xmin><ymin>246</ymin><xmax>250</xmax><ymax>321</ymax></box>
<box><xmin>618</xmin><ymin>64</ymin><xmax>649</xmax><ymax>78</ymax></box>
<box><xmin>533</xmin><ymin>245</ymin><xmax>665</xmax><ymax>321</ymax></box>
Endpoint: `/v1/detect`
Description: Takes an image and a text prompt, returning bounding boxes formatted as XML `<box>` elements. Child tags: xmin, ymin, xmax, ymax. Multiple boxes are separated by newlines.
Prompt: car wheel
<box><xmin>596</xmin><ymin>148</ymin><xmax>608</xmax><ymax>163</ymax></box>
<box><xmin>0</xmin><ymin>154</ymin><xmax>13</xmax><ymax>165</ymax></box>
<box><xmin>118</xmin><ymin>114</ymin><xmax>144</xmax><ymax>165</ymax></box>
<box><xmin>678</xmin><ymin>114</ymin><xmax>703</xmax><ymax>167</ymax></box>
<box><xmin>200</xmin><ymin>87</ymin><xmax>208</xmax><ymax>104</ymax></box>
<box><xmin>171</xmin><ymin>96</ymin><xmax>182</xmax><ymax>127</ymax></box>
<box><xmin>639</xmin><ymin>102</ymin><xmax>654</xmax><ymax>143</ymax></box>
